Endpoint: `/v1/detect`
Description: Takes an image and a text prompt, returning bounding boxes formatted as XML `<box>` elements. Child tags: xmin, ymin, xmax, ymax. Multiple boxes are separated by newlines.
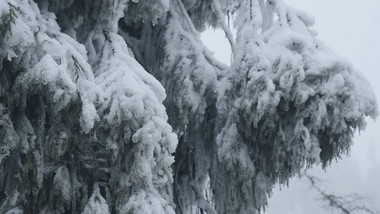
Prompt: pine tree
<box><xmin>0</xmin><ymin>0</ymin><xmax>377</xmax><ymax>213</ymax></box>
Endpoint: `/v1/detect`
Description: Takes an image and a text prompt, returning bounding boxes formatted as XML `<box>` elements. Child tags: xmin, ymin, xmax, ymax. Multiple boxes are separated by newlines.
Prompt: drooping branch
<box><xmin>0</xmin><ymin>0</ymin><xmax>378</xmax><ymax>213</ymax></box>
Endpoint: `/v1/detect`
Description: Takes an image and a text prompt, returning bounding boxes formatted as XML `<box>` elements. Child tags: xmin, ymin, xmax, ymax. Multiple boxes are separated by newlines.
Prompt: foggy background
<box><xmin>201</xmin><ymin>0</ymin><xmax>380</xmax><ymax>213</ymax></box>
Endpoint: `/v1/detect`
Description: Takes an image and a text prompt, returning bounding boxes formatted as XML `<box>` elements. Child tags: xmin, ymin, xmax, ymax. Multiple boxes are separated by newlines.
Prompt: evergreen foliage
<box><xmin>0</xmin><ymin>0</ymin><xmax>377</xmax><ymax>213</ymax></box>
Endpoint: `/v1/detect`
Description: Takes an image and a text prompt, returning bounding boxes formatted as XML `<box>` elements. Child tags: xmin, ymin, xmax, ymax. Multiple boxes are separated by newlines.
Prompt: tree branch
<box><xmin>212</xmin><ymin>0</ymin><xmax>236</xmax><ymax>48</ymax></box>
<box><xmin>305</xmin><ymin>174</ymin><xmax>379</xmax><ymax>214</ymax></box>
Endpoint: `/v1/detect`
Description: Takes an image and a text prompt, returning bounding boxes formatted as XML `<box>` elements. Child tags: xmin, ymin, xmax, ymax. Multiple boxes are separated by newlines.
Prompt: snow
<box><xmin>0</xmin><ymin>0</ymin><xmax>377</xmax><ymax>213</ymax></box>
<box><xmin>121</xmin><ymin>191</ymin><xmax>175</xmax><ymax>214</ymax></box>
<box><xmin>212</xmin><ymin>0</ymin><xmax>377</xmax><ymax>212</ymax></box>
<box><xmin>4</xmin><ymin>208</ymin><xmax>23</xmax><ymax>214</ymax></box>
<box><xmin>82</xmin><ymin>185</ymin><xmax>111</xmax><ymax>214</ymax></box>
<box><xmin>53</xmin><ymin>166</ymin><xmax>72</xmax><ymax>203</ymax></box>
<box><xmin>0</xmin><ymin>0</ymin><xmax>177</xmax><ymax>213</ymax></box>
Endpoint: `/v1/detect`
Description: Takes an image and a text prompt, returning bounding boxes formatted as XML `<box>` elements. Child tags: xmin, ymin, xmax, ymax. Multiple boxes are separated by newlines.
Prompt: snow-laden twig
<box><xmin>305</xmin><ymin>174</ymin><xmax>379</xmax><ymax>214</ymax></box>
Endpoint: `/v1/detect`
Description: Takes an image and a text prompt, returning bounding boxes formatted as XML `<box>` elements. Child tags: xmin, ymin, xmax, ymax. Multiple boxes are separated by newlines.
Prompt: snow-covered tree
<box><xmin>0</xmin><ymin>0</ymin><xmax>377</xmax><ymax>213</ymax></box>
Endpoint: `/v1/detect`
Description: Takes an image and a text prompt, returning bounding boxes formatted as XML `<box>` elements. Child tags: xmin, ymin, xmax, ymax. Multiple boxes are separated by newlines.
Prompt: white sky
<box><xmin>201</xmin><ymin>0</ymin><xmax>380</xmax><ymax>213</ymax></box>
